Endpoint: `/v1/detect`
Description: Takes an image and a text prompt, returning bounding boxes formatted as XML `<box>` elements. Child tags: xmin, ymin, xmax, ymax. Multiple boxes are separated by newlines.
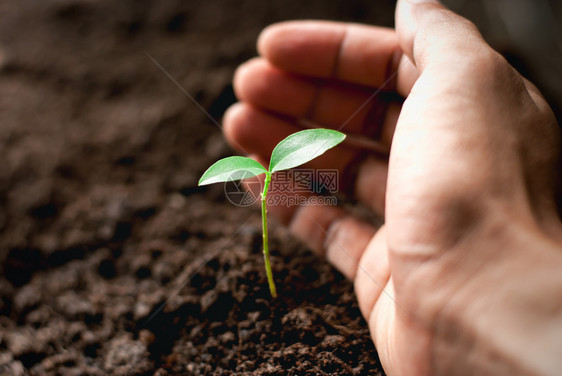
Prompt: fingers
<box><xmin>223</xmin><ymin>102</ymin><xmax>358</xmax><ymax>203</ymax></box>
<box><xmin>258</xmin><ymin>21</ymin><xmax>402</xmax><ymax>91</ymax></box>
<box><xmin>234</xmin><ymin>58</ymin><xmax>403</xmax><ymax>137</ymax></box>
<box><xmin>223</xmin><ymin>103</ymin><xmax>390</xmax><ymax>215</ymax></box>
<box><xmin>234</xmin><ymin>58</ymin><xmax>317</xmax><ymax>122</ymax></box>
<box><xmin>395</xmin><ymin>54</ymin><xmax>419</xmax><ymax>97</ymax></box>
<box><xmin>223</xmin><ymin>103</ymin><xmax>303</xmax><ymax>162</ymax></box>
<box><xmin>354</xmin><ymin>227</ymin><xmax>391</xmax><ymax>319</ymax></box>
<box><xmin>226</xmin><ymin>20</ymin><xmax>413</xmax><ymax>218</ymax></box>
<box><xmin>395</xmin><ymin>0</ymin><xmax>489</xmax><ymax>72</ymax></box>
<box><xmin>223</xmin><ymin>103</ymin><xmax>356</xmax><ymax>172</ymax></box>
<box><xmin>244</xmin><ymin>156</ymin><xmax>391</xmax><ymax>306</ymax></box>
<box><xmin>289</xmin><ymin>203</ymin><xmax>377</xmax><ymax>281</ymax></box>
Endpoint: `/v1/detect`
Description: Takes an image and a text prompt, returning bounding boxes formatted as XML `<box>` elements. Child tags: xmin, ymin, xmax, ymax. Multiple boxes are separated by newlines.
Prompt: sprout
<box><xmin>199</xmin><ymin>128</ymin><xmax>346</xmax><ymax>297</ymax></box>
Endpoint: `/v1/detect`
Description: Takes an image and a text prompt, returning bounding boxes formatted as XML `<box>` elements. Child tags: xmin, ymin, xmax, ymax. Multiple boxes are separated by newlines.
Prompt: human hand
<box><xmin>223</xmin><ymin>0</ymin><xmax>562</xmax><ymax>374</ymax></box>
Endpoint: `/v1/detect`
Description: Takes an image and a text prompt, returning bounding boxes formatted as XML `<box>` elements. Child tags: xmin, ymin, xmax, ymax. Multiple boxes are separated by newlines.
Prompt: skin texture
<box><xmin>223</xmin><ymin>0</ymin><xmax>562</xmax><ymax>374</ymax></box>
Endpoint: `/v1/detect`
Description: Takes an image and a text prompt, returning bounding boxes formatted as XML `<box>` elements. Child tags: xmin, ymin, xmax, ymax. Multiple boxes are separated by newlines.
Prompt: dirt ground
<box><xmin>0</xmin><ymin>1</ymin><xmax>397</xmax><ymax>375</ymax></box>
<box><xmin>0</xmin><ymin>1</ymin><xmax>559</xmax><ymax>375</ymax></box>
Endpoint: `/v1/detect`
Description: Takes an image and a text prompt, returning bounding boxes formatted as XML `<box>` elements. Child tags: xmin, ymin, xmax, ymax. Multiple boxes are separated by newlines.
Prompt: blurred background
<box><xmin>1</xmin><ymin>0</ymin><xmax>559</xmax><ymax>275</ymax></box>
<box><xmin>0</xmin><ymin>0</ymin><xmax>560</xmax><ymax>374</ymax></box>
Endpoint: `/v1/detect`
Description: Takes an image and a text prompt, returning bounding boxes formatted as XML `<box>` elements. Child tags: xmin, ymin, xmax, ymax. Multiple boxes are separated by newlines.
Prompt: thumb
<box><xmin>395</xmin><ymin>0</ymin><xmax>488</xmax><ymax>72</ymax></box>
<box><xmin>388</xmin><ymin>0</ymin><xmax>528</xmax><ymax>254</ymax></box>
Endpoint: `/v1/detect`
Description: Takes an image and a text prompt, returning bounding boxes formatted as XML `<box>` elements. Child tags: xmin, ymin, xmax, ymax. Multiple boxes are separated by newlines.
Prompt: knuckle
<box><xmin>463</xmin><ymin>49</ymin><xmax>524</xmax><ymax>95</ymax></box>
<box><xmin>469</xmin><ymin>49</ymin><xmax>508</xmax><ymax>78</ymax></box>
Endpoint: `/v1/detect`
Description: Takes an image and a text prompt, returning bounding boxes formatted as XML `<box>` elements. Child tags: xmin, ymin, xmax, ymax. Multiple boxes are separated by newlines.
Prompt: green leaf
<box><xmin>198</xmin><ymin>156</ymin><xmax>267</xmax><ymax>186</ymax></box>
<box><xmin>269</xmin><ymin>129</ymin><xmax>346</xmax><ymax>173</ymax></box>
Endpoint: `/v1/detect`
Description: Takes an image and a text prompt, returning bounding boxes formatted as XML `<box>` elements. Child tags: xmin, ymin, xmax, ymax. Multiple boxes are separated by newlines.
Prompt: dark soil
<box><xmin>0</xmin><ymin>1</ymin><xmax>398</xmax><ymax>374</ymax></box>
<box><xmin>2</xmin><ymin>1</ymin><xmax>557</xmax><ymax>375</ymax></box>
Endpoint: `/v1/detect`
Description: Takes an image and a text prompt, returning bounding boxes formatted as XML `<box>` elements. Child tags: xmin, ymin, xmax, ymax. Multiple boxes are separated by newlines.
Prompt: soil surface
<box><xmin>2</xmin><ymin>1</ymin><xmax>557</xmax><ymax>375</ymax></box>
<box><xmin>0</xmin><ymin>1</ymin><xmax>398</xmax><ymax>374</ymax></box>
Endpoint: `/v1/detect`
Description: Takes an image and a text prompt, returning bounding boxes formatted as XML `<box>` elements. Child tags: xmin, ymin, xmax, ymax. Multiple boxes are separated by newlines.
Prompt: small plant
<box><xmin>198</xmin><ymin>128</ymin><xmax>346</xmax><ymax>298</ymax></box>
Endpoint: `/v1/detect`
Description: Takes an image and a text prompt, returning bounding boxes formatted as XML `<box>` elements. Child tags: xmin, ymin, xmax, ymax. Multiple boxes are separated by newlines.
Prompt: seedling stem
<box><xmin>198</xmin><ymin>128</ymin><xmax>346</xmax><ymax>298</ymax></box>
<box><xmin>261</xmin><ymin>173</ymin><xmax>276</xmax><ymax>297</ymax></box>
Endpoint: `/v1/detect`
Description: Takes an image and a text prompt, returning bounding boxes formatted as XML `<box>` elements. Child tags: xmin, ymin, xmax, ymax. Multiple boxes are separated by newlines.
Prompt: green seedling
<box><xmin>198</xmin><ymin>128</ymin><xmax>346</xmax><ymax>298</ymax></box>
